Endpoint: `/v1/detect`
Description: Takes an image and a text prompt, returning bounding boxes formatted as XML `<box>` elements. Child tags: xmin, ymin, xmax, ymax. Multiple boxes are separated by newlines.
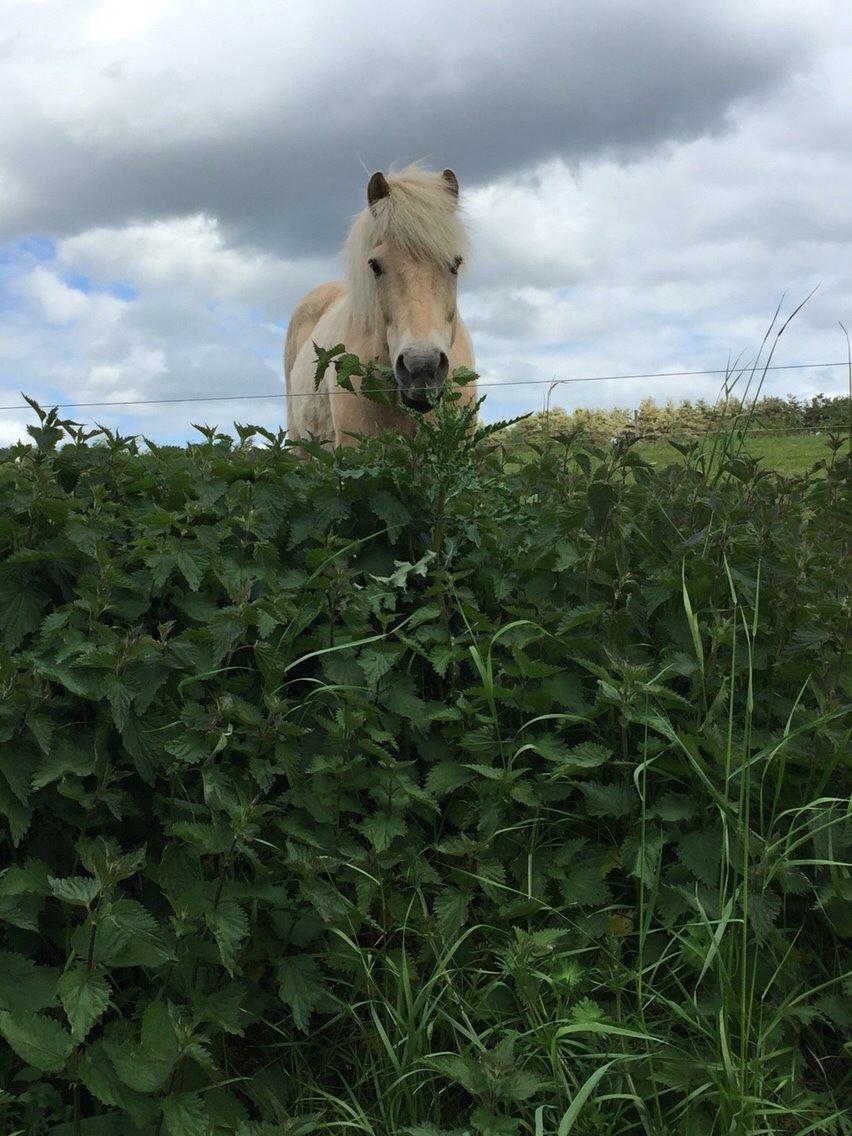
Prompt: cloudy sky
<box><xmin>1</xmin><ymin>0</ymin><xmax>851</xmax><ymax>445</ymax></box>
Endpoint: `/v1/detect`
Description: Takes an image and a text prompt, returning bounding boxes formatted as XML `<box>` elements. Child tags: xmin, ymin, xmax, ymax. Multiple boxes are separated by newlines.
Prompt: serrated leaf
<box><xmin>78</xmin><ymin>1040</ymin><xmax>159</xmax><ymax>1126</ymax></box>
<box><xmin>31</xmin><ymin>740</ymin><xmax>94</xmax><ymax>790</ymax></box>
<box><xmin>174</xmin><ymin>546</ymin><xmax>207</xmax><ymax>591</ymax></box>
<box><xmin>57</xmin><ymin>965</ymin><xmax>110</xmax><ymax>1039</ymax></box>
<box><xmin>359</xmin><ymin>810</ymin><xmax>407</xmax><ymax>852</ymax></box>
<box><xmin>381</xmin><ymin>674</ymin><xmax>429</xmax><ymax>724</ymax></box>
<box><xmin>429</xmin><ymin>1052</ymin><xmax>486</xmax><ymax>1096</ymax></box>
<box><xmin>649</xmin><ymin>792</ymin><xmax>697</xmax><ymax>822</ymax></box>
<box><xmin>370</xmin><ymin>490</ymin><xmax>411</xmax><ymax>543</ymax></box>
<box><xmin>0</xmin><ymin>776</ymin><xmax>32</xmax><ymax>845</ymax></box>
<box><xmin>358</xmin><ymin>647</ymin><xmax>398</xmax><ymax>689</ymax></box>
<box><xmin>580</xmin><ymin>781</ymin><xmax>632</xmax><ymax>818</ymax></box>
<box><xmin>195</xmin><ymin>981</ymin><xmax>249</xmax><ymax>1036</ymax></box>
<box><xmin>0</xmin><ymin>571</ymin><xmax>48</xmax><ymax>648</ymax></box>
<box><xmin>121</xmin><ymin>715</ymin><xmax>161</xmax><ymax>782</ymax></box>
<box><xmin>677</xmin><ymin>827</ymin><xmax>722</xmax><ymax>888</ymax></box>
<box><xmin>162</xmin><ymin>1092</ymin><xmax>210</xmax><ymax>1136</ymax></box>
<box><xmin>0</xmin><ymin>857</ymin><xmax>50</xmax><ymax>897</ymax></box>
<box><xmin>107</xmin><ymin>1037</ymin><xmax>174</xmax><ymax>1094</ymax></box>
<box><xmin>425</xmin><ymin>761</ymin><xmax>473</xmax><ymax>798</ymax></box>
<box><xmin>587</xmin><ymin>480</ymin><xmax>617</xmax><ymax>531</ymax></box>
<box><xmin>0</xmin><ymin>951</ymin><xmax>58</xmax><ymax>1014</ymax></box>
<box><xmin>208</xmin><ymin>901</ymin><xmax>249</xmax><ymax>973</ymax></box>
<box><xmin>0</xmin><ymin>1009</ymin><xmax>73</xmax><ymax>1072</ymax></box>
<box><xmin>0</xmin><ymin>748</ymin><xmax>37</xmax><ymax>804</ymax></box>
<box><xmin>141</xmin><ymin>999</ymin><xmax>180</xmax><ymax>1064</ymax></box>
<box><xmin>433</xmin><ymin>889</ymin><xmax>470</xmax><ymax>940</ymax></box>
<box><xmin>278</xmin><ymin>955</ymin><xmax>331</xmax><ymax>1033</ymax></box>
<box><xmin>48</xmin><ymin>874</ymin><xmax>100</xmax><ymax>907</ymax></box>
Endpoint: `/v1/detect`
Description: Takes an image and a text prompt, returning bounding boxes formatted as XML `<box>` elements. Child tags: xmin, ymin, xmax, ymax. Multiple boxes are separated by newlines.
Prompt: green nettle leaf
<box><xmin>57</xmin><ymin>965</ymin><xmax>110</xmax><ymax>1039</ymax></box>
<box><xmin>0</xmin><ymin>748</ymin><xmax>37</xmax><ymax>804</ymax></box>
<box><xmin>0</xmin><ymin>857</ymin><xmax>51</xmax><ymax>896</ymax></box>
<box><xmin>0</xmin><ymin>1009</ymin><xmax>74</xmax><ymax>1072</ymax></box>
<box><xmin>0</xmin><ymin>951</ymin><xmax>58</xmax><ymax>1014</ymax></box>
<box><xmin>208</xmin><ymin>900</ymin><xmax>249</xmax><ymax>972</ymax></box>
<box><xmin>404</xmin><ymin>1127</ymin><xmax>470</xmax><ymax>1136</ymax></box>
<box><xmin>169</xmin><ymin>820</ymin><xmax>234</xmax><ymax>854</ymax></box>
<box><xmin>381</xmin><ymin>674</ymin><xmax>430</xmax><ymax>723</ymax></box>
<box><xmin>313</xmin><ymin>340</ymin><xmax>346</xmax><ymax>386</ymax></box>
<box><xmin>622</xmin><ymin>829</ymin><xmax>665</xmax><ymax>886</ymax></box>
<box><xmin>433</xmin><ymin>889</ymin><xmax>471</xmax><ymax>940</ymax></box>
<box><xmin>561</xmin><ymin>864</ymin><xmax>612</xmax><ymax>908</ymax></box>
<box><xmin>278</xmin><ymin>955</ymin><xmax>332</xmax><ymax>1033</ymax></box>
<box><xmin>175</xmin><ymin>546</ymin><xmax>208</xmax><ymax>591</ymax></box>
<box><xmin>470</xmin><ymin>1109</ymin><xmax>521</xmax><ymax>1136</ymax></box>
<box><xmin>677</xmin><ymin>827</ymin><xmax>722</xmax><ymax>888</ymax></box>
<box><xmin>196</xmin><ymin>981</ymin><xmax>250</xmax><ymax>1035</ymax></box>
<box><xmin>107</xmin><ymin>1037</ymin><xmax>175</xmax><ymax>1094</ymax></box>
<box><xmin>162</xmin><ymin>1092</ymin><xmax>210</xmax><ymax>1136</ymax></box>
<box><xmin>370</xmin><ymin>490</ymin><xmax>411</xmax><ymax>543</ymax></box>
<box><xmin>359</xmin><ymin>810</ymin><xmax>407</xmax><ymax>852</ymax></box>
<box><xmin>48</xmin><ymin>874</ymin><xmax>101</xmax><ymax>907</ymax></box>
<box><xmin>31</xmin><ymin>741</ymin><xmax>95</xmax><ymax>790</ymax></box>
<box><xmin>141</xmin><ymin>1000</ymin><xmax>180</xmax><ymax>1065</ymax></box>
<box><xmin>747</xmin><ymin>890</ymin><xmax>782</xmax><ymax>943</ymax></box>
<box><xmin>425</xmin><ymin>761</ymin><xmax>474</xmax><ymax>797</ymax></box>
<box><xmin>79</xmin><ymin>1041</ymin><xmax>160</xmax><ymax>1127</ymax></box>
<box><xmin>649</xmin><ymin>792</ymin><xmax>698</xmax><ymax>822</ymax></box>
<box><xmin>104</xmin><ymin>897</ymin><xmax>172</xmax><ymax>967</ymax></box>
<box><xmin>0</xmin><ymin>776</ymin><xmax>32</xmax><ymax>844</ymax></box>
<box><xmin>0</xmin><ymin>570</ymin><xmax>48</xmax><ymax>648</ymax></box>
<box><xmin>358</xmin><ymin>646</ymin><xmax>399</xmax><ymax>689</ymax></box>
<box><xmin>580</xmin><ymin>781</ymin><xmax>632</xmax><ymax>818</ymax></box>
<box><xmin>429</xmin><ymin>1053</ymin><xmax>487</xmax><ymax>1096</ymax></box>
<box><xmin>587</xmin><ymin>480</ymin><xmax>617</xmax><ymax>531</ymax></box>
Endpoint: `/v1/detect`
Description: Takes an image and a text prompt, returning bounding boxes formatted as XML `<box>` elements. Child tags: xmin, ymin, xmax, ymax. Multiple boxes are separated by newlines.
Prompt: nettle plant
<box><xmin>0</xmin><ymin>367</ymin><xmax>849</xmax><ymax>1136</ymax></box>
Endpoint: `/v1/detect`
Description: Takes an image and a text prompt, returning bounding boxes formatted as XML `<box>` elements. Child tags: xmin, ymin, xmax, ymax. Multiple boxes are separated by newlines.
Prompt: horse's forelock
<box><xmin>344</xmin><ymin>166</ymin><xmax>468</xmax><ymax>334</ymax></box>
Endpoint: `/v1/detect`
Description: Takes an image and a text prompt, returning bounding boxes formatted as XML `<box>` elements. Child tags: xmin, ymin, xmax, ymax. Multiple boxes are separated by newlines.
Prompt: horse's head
<box><xmin>347</xmin><ymin>167</ymin><xmax>467</xmax><ymax>412</ymax></box>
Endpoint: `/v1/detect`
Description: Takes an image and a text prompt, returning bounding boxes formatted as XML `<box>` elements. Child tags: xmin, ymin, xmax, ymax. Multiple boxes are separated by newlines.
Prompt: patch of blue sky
<box><xmin>0</xmin><ymin>234</ymin><xmax>57</xmax><ymax>265</ymax></box>
<box><xmin>536</xmin><ymin>339</ymin><xmax>584</xmax><ymax>356</ymax></box>
<box><xmin>61</xmin><ymin>269</ymin><xmax>138</xmax><ymax>301</ymax></box>
<box><xmin>0</xmin><ymin>234</ymin><xmax>139</xmax><ymax>302</ymax></box>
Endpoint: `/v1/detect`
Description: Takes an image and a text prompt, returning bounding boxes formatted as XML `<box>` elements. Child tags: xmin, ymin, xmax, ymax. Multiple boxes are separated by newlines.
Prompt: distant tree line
<box><xmin>503</xmin><ymin>393</ymin><xmax>851</xmax><ymax>444</ymax></box>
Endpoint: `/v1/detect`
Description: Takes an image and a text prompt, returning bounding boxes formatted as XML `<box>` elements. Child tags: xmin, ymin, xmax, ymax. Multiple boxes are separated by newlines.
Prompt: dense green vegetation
<box><xmin>0</xmin><ymin>379</ymin><xmax>849</xmax><ymax>1136</ymax></box>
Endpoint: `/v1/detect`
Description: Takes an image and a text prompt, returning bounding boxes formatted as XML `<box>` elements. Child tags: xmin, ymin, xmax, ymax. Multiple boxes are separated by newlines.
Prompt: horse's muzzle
<box><xmin>395</xmin><ymin>348</ymin><xmax>449</xmax><ymax>411</ymax></box>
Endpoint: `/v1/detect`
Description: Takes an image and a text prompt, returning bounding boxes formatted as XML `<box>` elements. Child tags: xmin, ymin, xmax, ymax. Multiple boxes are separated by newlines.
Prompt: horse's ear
<box><xmin>442</xmin><ymin>168</ymin><xmax>459</xmax><ymax>201</ymax></box>
<box><xmin>367</xmin><ymin>171</ymin><xmax>391</xmax><ymax>209</ymax></box>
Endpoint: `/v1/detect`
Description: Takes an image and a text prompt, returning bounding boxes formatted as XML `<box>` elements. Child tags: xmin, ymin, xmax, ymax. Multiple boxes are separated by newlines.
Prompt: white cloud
<box><xmin>57</xmin><ymin>215</ymin><xmax>334</xmax><ymax>314</ymax></box>
<box><xmin>15</xmin><ymin>266</ymin><xmax>91</xmax><ymax>324</ymax></box>
<box><xmin>0</xmin><ymin>415</ymin><xmax>30</xmax><ymax>447</ymax></box>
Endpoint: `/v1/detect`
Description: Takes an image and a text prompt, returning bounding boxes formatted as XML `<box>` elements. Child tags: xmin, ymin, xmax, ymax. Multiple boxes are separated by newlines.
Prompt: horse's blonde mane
<box><xmin>344</xmin><ymin>164</ymin><xmax>469</xmax><ymax>334</ymax></box>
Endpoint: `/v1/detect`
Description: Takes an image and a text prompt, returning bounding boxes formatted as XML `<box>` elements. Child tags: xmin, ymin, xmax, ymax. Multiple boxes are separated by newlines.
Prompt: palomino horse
<box><xmin>284</xmin><ymin>165</ymin><xmax>476</xmax><ymax>447</ymax></box>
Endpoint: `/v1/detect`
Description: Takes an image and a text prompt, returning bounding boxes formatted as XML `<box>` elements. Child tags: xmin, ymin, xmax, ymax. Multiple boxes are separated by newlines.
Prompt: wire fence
<box><xmin>0</xmin><ymin>359</ymin><xmax>850</xmax><ymax>414</ymax></box>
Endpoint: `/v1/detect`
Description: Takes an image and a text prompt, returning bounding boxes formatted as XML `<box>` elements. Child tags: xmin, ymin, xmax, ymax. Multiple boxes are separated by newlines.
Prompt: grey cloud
<box><xmin>0</xmin><ymin>2</ymin><xmax>808</xmax><ymax>254</ymax></box>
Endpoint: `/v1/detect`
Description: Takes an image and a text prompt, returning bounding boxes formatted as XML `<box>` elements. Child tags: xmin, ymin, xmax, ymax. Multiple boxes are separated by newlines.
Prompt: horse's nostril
<box><xmin>396</xmin><ymin>354</ymin><xmax>406</xmax><ymax>375</ymax></box>
<box><xmin>437</xmin><ymin>352</ymin><xmax>449</xmax><ymax>380</ymax></box>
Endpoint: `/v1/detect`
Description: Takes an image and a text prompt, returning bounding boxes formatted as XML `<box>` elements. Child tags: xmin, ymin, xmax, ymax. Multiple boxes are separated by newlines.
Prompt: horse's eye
<box><xmin>450</xmin><ymin>256</ymin><xmax>463</xmax><ymax>275</ymax></box>
<box><xmin>368</xmin><ymin>258</ymin><xmax>382</xmax><ymax>276</ymax></box>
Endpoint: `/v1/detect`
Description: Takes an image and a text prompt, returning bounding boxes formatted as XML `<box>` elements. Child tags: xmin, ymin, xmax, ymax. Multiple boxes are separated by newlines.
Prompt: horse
<box><xmin>284</xmin><ymin>165</ymin><xmax>477</xmax><ymax>447</ymax></box>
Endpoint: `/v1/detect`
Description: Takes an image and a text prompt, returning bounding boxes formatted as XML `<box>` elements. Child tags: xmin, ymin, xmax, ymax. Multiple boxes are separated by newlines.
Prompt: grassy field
<box><xmin>636</xmin><ymin>432</ymin><xmax>849</xmax><ymax>475</ymax></box>
<box><xmin>0</xmin><ymin>393</ymin><xmax>849</xmax><ymax>1136</ymax></box>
